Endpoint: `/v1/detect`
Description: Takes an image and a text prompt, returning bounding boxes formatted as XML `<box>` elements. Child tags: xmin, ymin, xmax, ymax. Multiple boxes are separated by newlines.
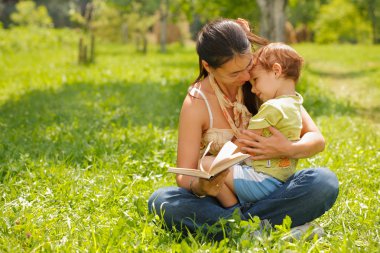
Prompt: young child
<box><xmin>203</xmin><ymin>42</ymin><xmax>305</xmax><ymax>208</ymax></box>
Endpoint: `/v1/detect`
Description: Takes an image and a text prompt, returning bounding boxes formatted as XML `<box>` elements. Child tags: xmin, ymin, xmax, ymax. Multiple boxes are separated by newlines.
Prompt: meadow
<box><xmin>0</xmin><ymin>28</ymin><xmax>379</xmax><ymax>252</ymax></box>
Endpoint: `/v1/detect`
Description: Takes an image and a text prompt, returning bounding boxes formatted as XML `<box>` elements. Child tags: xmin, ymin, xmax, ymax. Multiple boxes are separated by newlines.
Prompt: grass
<box><xmin>0</xmin><ymin>28</ymin><xmax>379</xmax><ymax>252</ymax></box>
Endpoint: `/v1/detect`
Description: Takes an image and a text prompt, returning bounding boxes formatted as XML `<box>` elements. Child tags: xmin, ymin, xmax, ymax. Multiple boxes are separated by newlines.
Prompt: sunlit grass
<box><xmin>0</xmin><ymin>28</ymin><xmax>379</xmax><ymax>251</ymax></box>
<box><xmin>296</xmin><ymin>43</ymin><xmax>380</xmax><ymax>125</ymax></box>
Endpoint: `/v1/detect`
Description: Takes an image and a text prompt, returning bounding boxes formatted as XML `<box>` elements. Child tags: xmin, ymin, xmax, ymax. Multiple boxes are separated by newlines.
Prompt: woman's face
<box><xmin>212</xmin><ymin>52</ymin><xmax>253</xmax><ymax>88</ymax></box>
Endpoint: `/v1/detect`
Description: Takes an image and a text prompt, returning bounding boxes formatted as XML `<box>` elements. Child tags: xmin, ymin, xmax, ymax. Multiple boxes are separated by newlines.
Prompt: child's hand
<box><xmin>235</xmin><ymin>18</ymin><xmax>251</xmax><ymax>33</ymax></box>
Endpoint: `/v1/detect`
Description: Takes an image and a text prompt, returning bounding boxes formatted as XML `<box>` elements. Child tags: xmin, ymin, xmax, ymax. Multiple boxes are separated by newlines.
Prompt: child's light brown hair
<box><xmin>253</xmin><ymin>42</ymin><xmax>303</xmax><ymax>82</ymax></box>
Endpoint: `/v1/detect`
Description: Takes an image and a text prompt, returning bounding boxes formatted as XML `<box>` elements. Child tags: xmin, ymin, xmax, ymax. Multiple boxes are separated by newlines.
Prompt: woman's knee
<box><xmin>314</xmin><ymin>167</ymin><xmax>339</xmax><ymax>191</ymax></box>
<box><xmin>148</xmin><ymin>187</ymin><xmax>172</xmax><ymax>215</ymax></box>
<box><xmin>148</xmin><ymin>189</ymin><xmax>159</xmax><ymax>213</ymax></box>
<box><xmin>148</xmin><ymin>186</ymin><xmax>189</xmax><ymax>215</ymax></box>
<box><xmin>309</xmin><ymin>167</ymin><xmax>339</xmax><ymax>207</ymax></box>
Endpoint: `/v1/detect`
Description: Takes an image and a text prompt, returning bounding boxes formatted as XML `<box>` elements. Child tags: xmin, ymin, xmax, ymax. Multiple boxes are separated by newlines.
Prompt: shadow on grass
<box><xmin>303</xmin><ymin>66</ymin><xmax>380</xmax><ymax>122</ymax></box>
<box><xmin>306</xmin><ymin>66</ymin><xmax>379</xmax><ymax>80</ymax></box>
<box><xmin>0</xmin><ymin>80</ymin><xmax>186</xmax><ymax>178</ymax></box>
<box><xmin>296</xmin><ymin>82</ymin><xmax>357</xmax><ymax>118</ymax></box>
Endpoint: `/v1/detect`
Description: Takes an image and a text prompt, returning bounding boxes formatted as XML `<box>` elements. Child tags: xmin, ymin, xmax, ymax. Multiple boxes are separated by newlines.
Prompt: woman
<box><xmin>148</xmin><ymin>18</ymin><xmax>339</xmax><ymax>240</ymax></box>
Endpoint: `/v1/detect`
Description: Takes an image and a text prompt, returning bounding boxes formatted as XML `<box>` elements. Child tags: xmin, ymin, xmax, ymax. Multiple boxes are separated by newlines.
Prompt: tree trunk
<box><xmin>368</xmin><ymin>0</ymin><xmax>378</xmax><ymax>44</ymax></box>
<box><xmin>159</xmin><ymin>0</ymin><xmax>169</xmax><ymax>53</ymax></box>
<box><xmin>256</xmin><ymin>0</ymin><xmax>287</xmax><ymax>42</ymax></box>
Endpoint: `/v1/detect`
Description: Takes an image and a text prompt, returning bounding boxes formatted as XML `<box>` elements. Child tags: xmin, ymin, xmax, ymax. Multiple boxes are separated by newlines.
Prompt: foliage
<box><xmin>91</xmin><ymin>0</ymin><xmax>127</xmax><ymax>42</ymax></box>
<box><xmin>69</xmin><ymin>0</ymin><xmax>159</xmax><ymax>44</ymax></box>
<box><xmin>0</xmin><ymin>28</ymin><xmax>380</xmax><ymax>251</ymax></box>
<box><xmin>287</xmin><ymin>0</ymin><xmax>324</xmax><ymax>28</ymax></box>
<box><xmin>314</xmin><ymin>0</ymin><xmax>373</xmax><ymax>43</ymax></box>
<box><xmin>157</xmin><ymin>0</ymin><xmax>261</xmax><ymax>40</ymax></box>
<box><xmin>68</xmin><ymin>4</ymin><xmax>86</xmax><ymax>28</ymax></box>
<box><xmin>10</xmin><ymin>0</ymin><xmax>52</xmax><ymax>28</ymax></box>
<box><xmin>123</xmin><ymin>1</ymin><xmax>157</xmax><ymax>43</ymax></box>
<box><xmin>3</xmin><ymin>0</ymin><xmax>379</xmax><ymax>45</ymax></box>
<box><xmin>352</xmin><ymin>0</ymin><xmax>380</xmax><ymax>43</ymax></box>
<box><xmin>35</xmin><ymin>0</ymin><xmax>72</xmax><ymax>28</ymax></box>
<box><xmin>0</xmin><ymin>27</ymin><xmax>79</xmax><ymax>53</ymax></box>
<box><xmin>185</xmin><ymin>0</ymin><xmax>261</xmax><ymax>28</ymax></box>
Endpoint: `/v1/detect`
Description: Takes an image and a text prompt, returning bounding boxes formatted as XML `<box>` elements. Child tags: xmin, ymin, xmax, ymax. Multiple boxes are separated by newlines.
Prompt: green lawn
<box><xmin>0</xmin><ymin>28</ymin><xmax>379</xmax><ymax>252</ymax></box>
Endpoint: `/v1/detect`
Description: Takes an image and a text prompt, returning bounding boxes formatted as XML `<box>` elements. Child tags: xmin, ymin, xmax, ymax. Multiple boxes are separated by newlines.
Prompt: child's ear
<box><xmin>272</xmin><ymin>63</ymin><xmax>283</xmax><ymax>78</ymax></box>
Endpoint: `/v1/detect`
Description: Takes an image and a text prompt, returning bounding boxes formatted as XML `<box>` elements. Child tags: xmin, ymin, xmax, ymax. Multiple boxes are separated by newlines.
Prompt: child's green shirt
<box><xmin>246</xmin><ymin>93</ymin><xmax>303</xmax><ymax>182</ymax></box>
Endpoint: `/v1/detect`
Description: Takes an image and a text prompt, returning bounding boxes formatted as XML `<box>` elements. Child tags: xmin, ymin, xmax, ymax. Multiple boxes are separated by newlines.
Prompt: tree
<box><xmin>287</xmin><ymin>0</ymin><xmax>325</xmax><ymax>42</ymax></box>
<box><xmin>256</xmin><ymin>0</ymin><xmax>287</xmax><ymax>42</ymax></box>
<box><xmin>174</xmin><ymin>0</ymin><xmax>260</xmax><ymax>40</ymax></box>
<box><xmin>352</xmin><ymin>0</ymin><xmax>380</xmax><ymax>43</ymax></box>
<box><xmin>106</xmin><ymin>0</ymin><xmax>159</xmax><ymax>53</ymax></box>
<box><xmin>10</xmin><ymin>0</ymin><xmax>53</xmax><ymax>27</ymax></box>
<box><xmin>314</xmin><ymin>0</ymin><xmax>372</xmax><ymax>43</ymax></box>
<box><xmin>34</xmin><ymin>0</ymin><xmax>73</xmax><ymax>28</ymax></box>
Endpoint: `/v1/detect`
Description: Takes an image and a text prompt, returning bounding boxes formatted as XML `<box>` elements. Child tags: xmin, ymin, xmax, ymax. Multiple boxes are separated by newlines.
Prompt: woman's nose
<box><xmin>239</xmin><ymin>70</ymin><xmax>251</xmax><ymax>82</ymax></box>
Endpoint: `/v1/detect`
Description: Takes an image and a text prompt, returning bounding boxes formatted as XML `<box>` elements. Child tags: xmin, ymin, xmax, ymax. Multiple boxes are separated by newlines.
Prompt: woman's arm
<box><xmin>175</xmin><ymin>94</ymin><xmax>225</xmax><ymax>197</ymax></box>
<box><xmin>176</xmin><ymin>95</ymin><xmax>204</xmax><ymax>188</ymax></box>
<box><xmin>238</xmin><ymin>106</ymin><xmax>325</xmax><ymax>160</ymax></box>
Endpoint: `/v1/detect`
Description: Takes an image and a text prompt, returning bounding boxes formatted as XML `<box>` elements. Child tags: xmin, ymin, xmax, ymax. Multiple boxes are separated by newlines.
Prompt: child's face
<box><xmin>250</xmin><ymin>65</ymin><xmax>280</xmax><ymax>102</ymax></box>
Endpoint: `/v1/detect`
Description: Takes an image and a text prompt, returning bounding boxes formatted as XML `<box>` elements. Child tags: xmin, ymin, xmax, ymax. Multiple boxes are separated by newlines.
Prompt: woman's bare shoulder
<box><xmin>184</xmin><ymin>81</ymin><xmax>213</xmax><ymax>106</ymax></box>
<box><xmin>181</xmin><ymin>92</ymin><xmax>208</xmax><ymax>116</ymax></box>
<box><xmin>180</xmin><ymin>83</ymin><xmax>213</xmax><ymax>129</ymax></box>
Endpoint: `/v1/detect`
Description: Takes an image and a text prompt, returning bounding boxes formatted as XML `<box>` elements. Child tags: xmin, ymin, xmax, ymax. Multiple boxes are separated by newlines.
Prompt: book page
<box><xmin>167</xmin><ymin>141</ymin><xmax>249</xmax><ymax>179</ymax></box>
<box><xmin>210</xmin><ymin>141</ymin><xmax>237</xmax><ymax>169</ymax></box>
<box><xmin>210</xmin><ymin>152</ymin><xmax>250</xmax><ymax>176</ymax></box>
<box><xmin>199</xmin><ymin>141</ymin><xmax>213</xmax><ymax>172</ymax></box>
<box><xmin>167</xmin><ymin>167</ymin><xmax>211</xmax><ymax>179</ymax></box>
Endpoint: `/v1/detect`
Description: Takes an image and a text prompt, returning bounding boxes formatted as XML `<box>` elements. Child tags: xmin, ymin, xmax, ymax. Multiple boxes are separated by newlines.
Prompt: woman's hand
<box><xmin>237</xmin><ymin>107</ymin><xmax>325</xmax><ymax>160</ymax></box>
<box><xmin>237</xmin><ymin>127</ymin><xmax>293</xmax><ymax>160</ymax></box>
<box><xmin>195</xmin><ymin>170</ymin><xmax>229</xmax><ymax>197</ymax></box>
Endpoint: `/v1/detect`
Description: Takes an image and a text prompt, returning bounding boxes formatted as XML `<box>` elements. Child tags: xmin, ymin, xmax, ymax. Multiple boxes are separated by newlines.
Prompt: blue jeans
<box><xmin>148</xmin><ymin>168</ymin><xmax>339</xmax><ymax>239</ymax></box>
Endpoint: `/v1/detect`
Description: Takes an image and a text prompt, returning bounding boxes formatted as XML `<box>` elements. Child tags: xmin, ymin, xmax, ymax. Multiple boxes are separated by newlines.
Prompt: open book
<box><xmin>168</xmin><ymin>141</ymin><xmax>250</xmax><ymax>179</ymax></box>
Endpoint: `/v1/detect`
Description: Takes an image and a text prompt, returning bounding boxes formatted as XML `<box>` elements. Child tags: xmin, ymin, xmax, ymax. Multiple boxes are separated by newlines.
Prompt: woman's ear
<box><xmin>272</xmin><ymin>63</ymin><xmax>283</xmax><ymax>78</ymax></box>
<box><xmin>201</xmin><ymin>60</ymin><xmax>211</xmax><ymax>73</ymax></box>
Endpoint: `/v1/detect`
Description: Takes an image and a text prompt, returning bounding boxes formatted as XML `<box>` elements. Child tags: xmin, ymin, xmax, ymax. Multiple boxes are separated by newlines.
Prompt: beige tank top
<box><xmin>188</xmin><ymin>86</ymin><xmax>233</xmax><ymax>156</ymax></box>
<box><xmin>189</xmin><ymin>75</ymin><xmax>252</xmax><ymax>156</ymax></box>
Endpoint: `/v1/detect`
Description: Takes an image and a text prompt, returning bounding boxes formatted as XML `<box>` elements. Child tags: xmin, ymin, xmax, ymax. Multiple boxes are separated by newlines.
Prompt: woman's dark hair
<box><xmin>194</xmin><ymin>18</ymin><xmax>267</xmax><ymax>114</ymax></box>
<box><xmin>242</xmin><ymin>81</ymin><xmax>260</xmax><ymax>115</ymax></box>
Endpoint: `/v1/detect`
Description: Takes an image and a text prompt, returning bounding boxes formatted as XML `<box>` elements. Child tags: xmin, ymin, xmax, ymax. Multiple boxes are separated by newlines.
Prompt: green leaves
<box><xmin>314</xmin><ymin>0</ymin><xmax>373</xmax><ymax>43</ymax></box>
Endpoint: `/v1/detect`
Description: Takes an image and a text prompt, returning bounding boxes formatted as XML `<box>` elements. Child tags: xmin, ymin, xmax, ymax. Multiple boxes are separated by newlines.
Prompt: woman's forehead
<box><xmin>219</xmin><ymin>53</ymin><xmax>253</xmax><ymax>73</ymax></box>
